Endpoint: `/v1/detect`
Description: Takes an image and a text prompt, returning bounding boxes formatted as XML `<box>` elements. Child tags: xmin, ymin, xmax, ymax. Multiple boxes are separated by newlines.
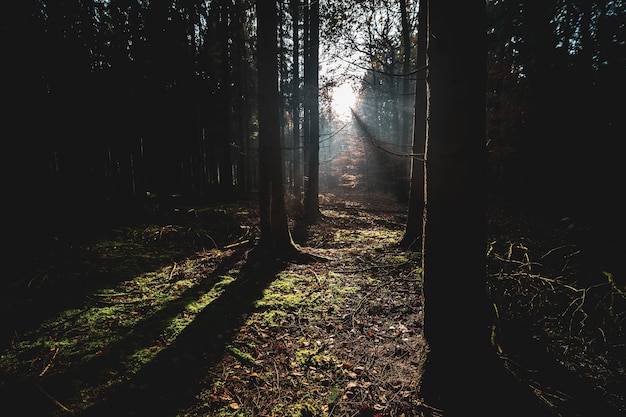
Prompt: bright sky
<box><xmin>331</xmin><ymin>83</ymin><xmax>358</xmax><ymax>120</ymax></box>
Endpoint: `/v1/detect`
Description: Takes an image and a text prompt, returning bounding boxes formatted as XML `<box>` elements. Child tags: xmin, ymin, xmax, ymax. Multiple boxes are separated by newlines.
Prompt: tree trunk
<box><xmin>256</xmin><ymin>0</ymin><xmax>296</xmax><ymax>254</ymax></box>
<box><xmin>291</xmin><ymin>0</ymin><xmax>302</xmax><ymax>200</ymax></box>
<box><xmin>419</xmin><ymin>0</ymin><xmax>491</xmax><ymax>411</ymax></box>
<box><xmin>400</xmin><ymin>0</ymin><xmax>427</xmax><ymax>250</ymax></box>
<box><xmin>419</xmin><ymin>2</ymin><xmax>550</xmax><ymax>415</ymax></box>
<box><xmin>218</xmin><ymin>0</ymin><xmax>234</xmax><ymax>194</ymax></box>
<box><xmin>396</xmin><ymin>0</ymin><xmax>413</xmax><ymax>203</ymax></box>
<box><xmin>303</xmin><ymin>0</ymin><xmax>321</xmax><ymax>220</ymax></box>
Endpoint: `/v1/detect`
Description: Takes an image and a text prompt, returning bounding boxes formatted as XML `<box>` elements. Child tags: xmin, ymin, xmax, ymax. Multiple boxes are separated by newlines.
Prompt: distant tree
<box><xmin>399</xmin><ymin>0</ymin><xmax>426</xmax><ymax>251</ymax></box>
<box><xmin>254</xmin><ymin>0</ymin><xmax>299</xmax><ymax>256</ymax></box>
<box><xmin>396</xmin><ymin>0</ymin><xmax>414</xmax><ymax>203</ymax></box>
<box><xmin>290</xmin><ymin>0</ymin><xmax>303</xmax><ymax>200</ymax></box>
<box><xmin>321</xmin><ymin>0</ymin><xmax>419</xmax><ymax>199</ymax></box>
<box><xmin>303</xmin><ymin>0</ymin><xmax>322</xmax><ymax>220</ymax></box>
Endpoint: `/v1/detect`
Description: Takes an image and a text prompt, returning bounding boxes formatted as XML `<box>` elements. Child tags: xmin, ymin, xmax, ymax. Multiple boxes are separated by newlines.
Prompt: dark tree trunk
<box><xmin>303</xmin><ymin>0</ymin><xmax>321</xmax><ymax>220</ymax></box>
<box><xmin>291</xmin><ymin>0</ymin><xmax>302</xmax><ymax>200</ymax></box>
<box><xmin>419</xmin><ymin>0</ymin><xmax>490</xmax><ymax>411</ymax></box>
<box><xmin>419</xmin><ymin>1</ymin><xmax>550</xmax><ymax>415</ymax></box>
<box><xmin>256</xmin><ymin>0</ymin><xmax>297</xmax><ymax>254</ymax></box>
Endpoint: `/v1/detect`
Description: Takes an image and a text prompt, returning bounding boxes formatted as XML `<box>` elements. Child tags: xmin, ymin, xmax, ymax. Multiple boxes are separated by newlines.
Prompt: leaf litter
<box><xmin>0</xmin><ymin>195</ymin><xmax>428</xmax><ymax>417</ymax></box>
<box><xmin>180</xmin><ymin>197</ymin><xmax>427</xmax><ymax>417</ymax></box>
<box><xmin>1</xmin><ymin>193</ymin><xmax>623</xmax><ymax>416</ymax></box>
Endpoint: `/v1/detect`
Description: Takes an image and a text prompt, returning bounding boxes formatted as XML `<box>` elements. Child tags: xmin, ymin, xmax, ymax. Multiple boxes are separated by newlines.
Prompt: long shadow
<box><xmin>0</xmin><ymin>206</ymin><xmax>238</xmax><ymax>351</ymax></box>
<box><xmin>71</xmin><ymin>255</ymin><xmax>288</xmax><ymax>417</ymax></box>
<box><xmin>0</xmin><ymin>246</ymin><xmax>249</xmax><ymax>415</ymax></box>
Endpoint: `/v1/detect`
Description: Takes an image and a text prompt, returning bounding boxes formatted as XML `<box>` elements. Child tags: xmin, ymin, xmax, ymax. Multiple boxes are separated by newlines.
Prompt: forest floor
<box><xmin>0</xmin><ymin>191</ymin><xmax>624</xmax><ymax>417</ymax></box>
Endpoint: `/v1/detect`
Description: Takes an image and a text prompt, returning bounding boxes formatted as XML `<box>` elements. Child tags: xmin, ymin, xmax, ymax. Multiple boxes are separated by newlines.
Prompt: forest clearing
<box><xmin>1</xmin><ymin>193</ymin><xmax>623</xmax><ymax>417</ymax></box>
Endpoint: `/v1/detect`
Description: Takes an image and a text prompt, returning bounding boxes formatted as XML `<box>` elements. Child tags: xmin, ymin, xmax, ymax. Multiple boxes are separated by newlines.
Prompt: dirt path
<box><xmin>176</xmin><ymin>200</ymin><xmax>427</xmax><ymax>417</ymax></box>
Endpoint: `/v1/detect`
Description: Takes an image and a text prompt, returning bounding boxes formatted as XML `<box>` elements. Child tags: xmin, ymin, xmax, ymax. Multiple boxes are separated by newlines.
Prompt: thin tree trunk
<box><xmin>303</xmin><ymin>0</ymin><xmax>321</xmax><ymax>220</ymax></box>
<box><xmin>219</xmin><ymin>0</ymin><xmax>234</xmax><ymax>193</ymax></box>
<box><xmin>302</xmin><ymin>2</ymin><xmax>310</xmax><ymax>193</ymax></box>
<box><xmin>291</xmin><ymin>0</ymin><xmax>302</xmax><ymax>200</ymax></box>
<box><xmin>397</xmin><ymin>0</ymin><xmax>412</xmax><ymax>203</ymax></box>
<box><xmin>400</xmin><ymin>0</ymin><xmax>426</xmax><ymax>250</ymax></box>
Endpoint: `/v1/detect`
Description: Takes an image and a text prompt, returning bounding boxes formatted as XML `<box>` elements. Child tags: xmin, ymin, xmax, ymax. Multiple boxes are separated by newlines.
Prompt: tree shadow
<box><xmin>0</xmin><ymin>247</ymin><xmax>290</xmax><ymax>417</ymax></box>
<box><xmin>0</xmin><ymin>203</ymin><xmax>244</xmax><ymax>351</ymax></box>
<box><xmin>70</xmin><ymin>254</ymin><xmax>288</xmax><ymax>417</ymax></box>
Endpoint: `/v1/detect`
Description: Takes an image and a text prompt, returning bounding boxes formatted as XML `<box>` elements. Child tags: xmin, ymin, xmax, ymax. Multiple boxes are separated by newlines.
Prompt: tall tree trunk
<box><xmin>400</xmin><ymin>0</ymin><xmax>427</xmax><ymax>250</ymax></box>
<box><xmin>232</xmin><ymin>0</ymin><xmax>249</xmax><ymax>195</ymax></box>
<box><xmin>396</xmin><ymin>0</ymin><xmax>413</xmax><ymax>203</ymax></box>
<box><xmin>419</xmin><ymin>0</ymin><xmax>491</xmax><ymax>412</ymax></box>
<box><xmin>303</xmin><ymin>0</ymin><xmax>321</xmax><ymax>220</ymax></box>
<box><xmin>419</xmin><ymin>1</ymin><xmax>551</xmax><ymax>415</ymax></box>
<box><xmin>219</xmin><ymin>0</ymin><xmax>234</xmax><ymax>194</ymax></box>
<box><xmin>291</xmin><ymin>0</ymin><xmax>302</xmax><ymax>200</ymax></box>
<box><xmin>256</xmin><ymin>0</ymin><xmax>297</xmax><ymax>254</ymax></box>
<box><xmin>302</xmin><ymin>1</ymin><xmax>310</xmax><ymax>191</ymax></box>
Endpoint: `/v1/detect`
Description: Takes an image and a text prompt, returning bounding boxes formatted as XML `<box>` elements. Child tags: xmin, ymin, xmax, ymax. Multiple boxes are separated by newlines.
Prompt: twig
<box><xmin>540</xmin><ymin>245</ymin><xmax>579</xmax><ymax>259</ymax></box>
<box><xmin>169</xmin><ymin>262</ymin><xmax>177</xmax><ymax>280</ymax></box>
<box><xmin>273</xmin><ymin>358</ymin><xmax>280</xmax><ymax>391</ymax></box>
<box><xmin>205</xmin><ymin>234</ymin><xmax>218</xmax><ymax>249</ymax></box>
<box><xmin>39</xmin><ymin>347</ymin><xmax>59</xmax><ymax>377</ymax></box>
<box><xmin>224</xmin><ymin>239</ymin><xmax>250</xmax><ymax>249</ymax></box>
<box><xmin>36</xmin><ymin>383</ymin><xmax>70</xmax><ymax>412</ymax></box>
<box><xmin>305</xmin><ymin>268</ymin><xmax>322</xmax><ymax>285</ymax></box>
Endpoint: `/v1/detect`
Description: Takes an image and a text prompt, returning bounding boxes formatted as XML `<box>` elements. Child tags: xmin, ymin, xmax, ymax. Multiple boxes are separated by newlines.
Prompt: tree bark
<box><xmin>419</xmin><ymin>0</ymin><xmax>491</xmax><ymax>411</ymax></box>
<box><xmin>419</xmin><ymin>2</ymin><xmax>550</xmax><ymax>415</ymax></box>
<box><xmin>256</xmin><ymin>0</ymin><xmax>296</xmax><ymax>254</ymax></box>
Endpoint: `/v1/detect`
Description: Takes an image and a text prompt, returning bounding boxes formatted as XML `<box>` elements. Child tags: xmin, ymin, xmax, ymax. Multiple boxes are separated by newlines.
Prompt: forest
<box><xmin>1</xmin><ymin>0</ymin><xmax>625</xmax><ymax>416</ymax></box>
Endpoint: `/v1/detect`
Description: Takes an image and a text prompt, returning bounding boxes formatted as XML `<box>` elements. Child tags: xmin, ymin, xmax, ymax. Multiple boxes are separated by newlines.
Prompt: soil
<box><xmin>0</xmin><ymin>192</ymin><xmax>623</xmax><ymax>417</ymax></box>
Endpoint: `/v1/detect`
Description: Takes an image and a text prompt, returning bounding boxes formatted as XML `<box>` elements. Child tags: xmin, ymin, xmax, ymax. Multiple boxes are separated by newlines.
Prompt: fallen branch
<box><xmin>36</xmin><ymin>383</ymin><xmax>70</xmax><ymax>412</ymax></box>
<box><xmin>39</xmin><ymin>347</ymin><xmax>59</xmax><ymax>377</ymax></box>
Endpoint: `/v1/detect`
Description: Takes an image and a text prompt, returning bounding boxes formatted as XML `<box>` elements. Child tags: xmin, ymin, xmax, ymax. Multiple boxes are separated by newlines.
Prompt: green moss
<box><xmin>226</xmin><ymin>345</ymin><xmax>259</xmax><ymax>367</ymax></box>
<box><xmin>295</xmin><ymin>348</ymin><xmax>335</xmax><ymax>370</ymax></box>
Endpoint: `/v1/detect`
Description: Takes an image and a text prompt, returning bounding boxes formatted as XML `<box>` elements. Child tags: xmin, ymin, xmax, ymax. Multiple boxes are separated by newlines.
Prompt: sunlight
<box><xmin>331</xmin><ymin>83</ymin><xmax>358</xmax><ymax>119</ymax></box>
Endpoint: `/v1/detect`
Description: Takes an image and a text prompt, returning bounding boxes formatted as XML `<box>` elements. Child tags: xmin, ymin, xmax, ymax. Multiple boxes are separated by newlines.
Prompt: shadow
<box><xmin>499</xmin><ymin>321</ymin><xmax>625</xmax><ymax>417</ymax></box>
<box><xmin>0</xmin><ymin>246</ymin><xmax>250</xmax><ymax>415</ymax></box>
<box><xmin>419</xmin><ymin>349</ymin><xmax>555</xmax><ymax>417</ymax></box>
<box><xmin>69</xmin><ymin>255</ymin><xmax>287</xmax><ymax>417</ymax></box>
<box><xmin>0</xmin><ymin>204</ymin><xmax>243</xmax><ymax>351</ymax></box>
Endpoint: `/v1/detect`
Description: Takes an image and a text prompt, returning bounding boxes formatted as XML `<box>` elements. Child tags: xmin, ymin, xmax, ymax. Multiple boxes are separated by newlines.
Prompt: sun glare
<box><xmin>331</xmin><ymin>83</ymin><xmax>358</xmax><ymax>119</ymax></box>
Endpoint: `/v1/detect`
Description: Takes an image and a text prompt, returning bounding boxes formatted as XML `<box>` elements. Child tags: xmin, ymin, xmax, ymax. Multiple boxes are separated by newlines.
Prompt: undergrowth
<box><xmin>487</xmin><ymin>240</ymin><xmax>626</xmax><ymax>414</ymax></box>
<box><xmin>1</xmin><ymin>195</ymin><xmax>624</xmax><ymax>416</ymax></box>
